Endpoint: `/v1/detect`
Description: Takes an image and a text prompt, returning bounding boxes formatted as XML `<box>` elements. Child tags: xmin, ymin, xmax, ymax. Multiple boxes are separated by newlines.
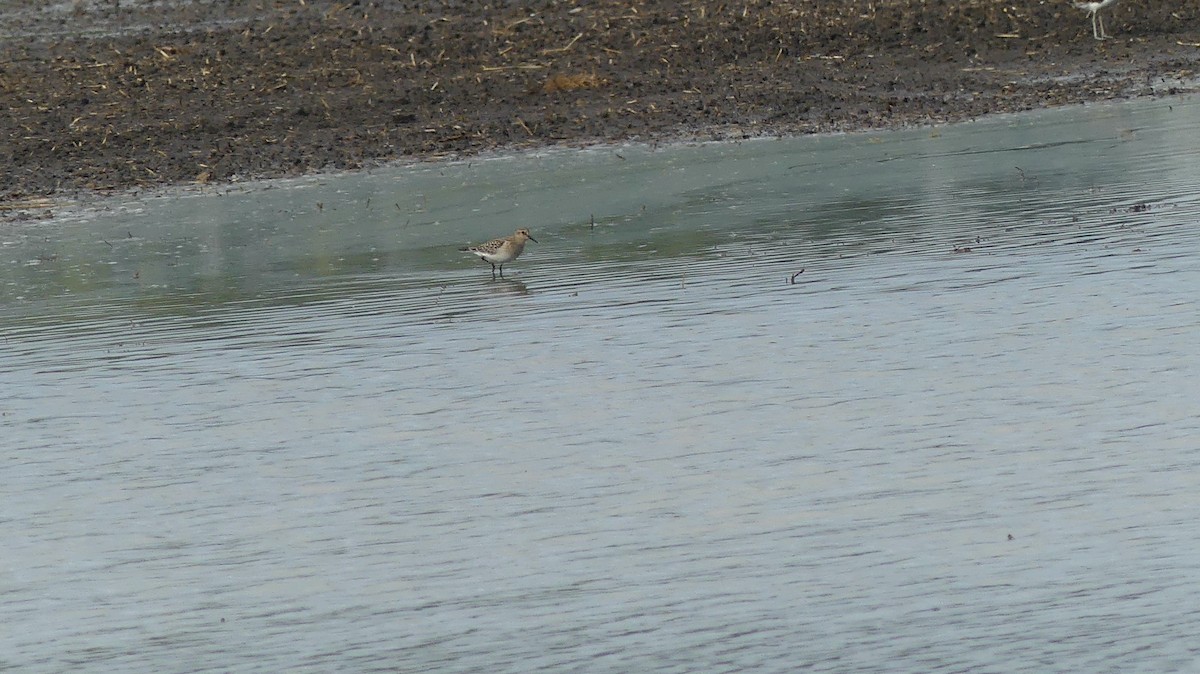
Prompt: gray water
<box><xmin>4</xmin><ymin>96</ymin><xmax>1200</xmax><ymax>673</ymax></box>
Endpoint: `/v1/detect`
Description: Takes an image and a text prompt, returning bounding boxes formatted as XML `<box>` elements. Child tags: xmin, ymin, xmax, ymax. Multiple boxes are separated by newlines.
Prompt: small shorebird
<box><xmin>459</xmin><ymin>228</ymin><xmax>537</xmax><ymax>278</ymax></box>
<box><xmin>1074</xmin><ymin>0</ymin><xmax>1118</xmax><ymax>40</ymax></box>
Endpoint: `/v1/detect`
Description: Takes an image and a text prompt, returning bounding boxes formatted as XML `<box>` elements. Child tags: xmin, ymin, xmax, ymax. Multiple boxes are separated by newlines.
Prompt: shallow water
<box><xmin>4</xmin><ymin>96</ymin><xmax>1200</xmax><ymax>673</ymax></box>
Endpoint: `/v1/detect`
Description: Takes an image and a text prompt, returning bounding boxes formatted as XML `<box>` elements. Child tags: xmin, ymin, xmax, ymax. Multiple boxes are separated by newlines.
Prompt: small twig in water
<box><xmin>788</xmin><ymin>269</ymin><xmax>805</xmax><ymax>284</ymax></box>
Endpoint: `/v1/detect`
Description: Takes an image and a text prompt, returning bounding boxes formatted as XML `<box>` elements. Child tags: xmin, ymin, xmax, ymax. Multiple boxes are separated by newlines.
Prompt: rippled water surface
<box><xmin>5</xmin><ymin>96</ymin><xmax>1200</xmax><ymax>672</ymax></box>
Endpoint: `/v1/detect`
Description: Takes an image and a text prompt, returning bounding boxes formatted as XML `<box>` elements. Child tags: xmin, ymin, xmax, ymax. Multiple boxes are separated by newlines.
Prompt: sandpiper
<box><xmin>1074</xmin><ymin>0</ymin><xmax>1118</xmax><ymax>40</ymax></box>
<box><xmin>459</xmin><ymin>228</ymin><xmax>537</xmax><ymax>278</ymax></box>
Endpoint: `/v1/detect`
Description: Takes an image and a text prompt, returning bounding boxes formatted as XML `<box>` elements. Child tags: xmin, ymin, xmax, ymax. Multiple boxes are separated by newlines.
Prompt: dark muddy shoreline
<box><xmin>2</xmin><ymin>1</ymin><xmax>1197</xmax><ymax>216</ymax></box>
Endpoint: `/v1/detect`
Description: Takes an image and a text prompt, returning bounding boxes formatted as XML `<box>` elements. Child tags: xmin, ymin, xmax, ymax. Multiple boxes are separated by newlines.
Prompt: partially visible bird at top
<box><xmin>1074</xmin><ymin>0</ymin><xmax>1119</xmax><ymax>40</ymax></box>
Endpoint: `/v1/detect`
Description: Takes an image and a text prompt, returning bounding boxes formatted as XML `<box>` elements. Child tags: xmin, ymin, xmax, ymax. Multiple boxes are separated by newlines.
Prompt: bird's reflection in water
<box><xmin>486</xmin><ymin>277</ymin><xmax>530</xmax><ymax>296</ymax></box>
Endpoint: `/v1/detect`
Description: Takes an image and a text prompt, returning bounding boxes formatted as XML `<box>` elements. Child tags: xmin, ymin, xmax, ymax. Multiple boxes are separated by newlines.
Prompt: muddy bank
<box><xmin>1</xmin><ymin>0</ymin><xmax>1197</xmax><ymax>215</ymax></box>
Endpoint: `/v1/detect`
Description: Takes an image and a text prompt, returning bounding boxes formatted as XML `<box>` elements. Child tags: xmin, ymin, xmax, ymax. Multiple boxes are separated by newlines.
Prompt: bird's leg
<box><xmin>490</xmin><ymin>262</ymin><xmax>497</xmax><ymax>279</ymax></box>
<box><xmin>499</xmin><ymin>264</ymin><xmax>505</xmax><ymax>278</ymax></box>
<box><xmin>1098</xmin><ymin>11</ymin><xmax>1108</xmax><ymax>39</ymax></box>
<box><xmin>1092</xmin><ymin>13</ymin><xmax>1100</xmax><ymax>39</ymax></box>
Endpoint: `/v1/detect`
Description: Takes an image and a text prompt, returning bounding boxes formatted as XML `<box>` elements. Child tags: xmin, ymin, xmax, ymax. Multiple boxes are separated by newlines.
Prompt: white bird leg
<box><xmin>1074</xmin><ymin>0</ymin><xmax>1118</xmax><ymax>41</ymax></box>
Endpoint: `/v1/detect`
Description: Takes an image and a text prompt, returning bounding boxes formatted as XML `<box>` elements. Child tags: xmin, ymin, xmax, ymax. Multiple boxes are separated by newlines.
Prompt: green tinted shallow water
<box><xmin>4</xmin><ymin>97</ymin><xmax>1200</xmax><ymax>672</ymax></box>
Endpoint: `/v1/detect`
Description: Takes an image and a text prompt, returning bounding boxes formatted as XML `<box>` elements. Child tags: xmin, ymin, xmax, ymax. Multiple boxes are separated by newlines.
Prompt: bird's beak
<box><xmin>528</xmin><ymin>235</ymin><xmax>538</xmax><ymax>243</ymax></box>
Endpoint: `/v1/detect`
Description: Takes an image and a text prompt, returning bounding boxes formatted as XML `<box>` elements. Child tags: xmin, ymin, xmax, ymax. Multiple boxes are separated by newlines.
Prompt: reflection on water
<box><xmin>4</xmin><ymin>97</ymin><xmax>1200</xmax><ymax>673</ymax></box>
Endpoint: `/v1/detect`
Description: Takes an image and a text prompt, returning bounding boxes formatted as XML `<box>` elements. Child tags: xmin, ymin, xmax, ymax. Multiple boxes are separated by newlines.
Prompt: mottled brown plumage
<box><xmin>459</xmin><ymin>228</ymin><xmax>537</xmax><ymax>278</ymax></box>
